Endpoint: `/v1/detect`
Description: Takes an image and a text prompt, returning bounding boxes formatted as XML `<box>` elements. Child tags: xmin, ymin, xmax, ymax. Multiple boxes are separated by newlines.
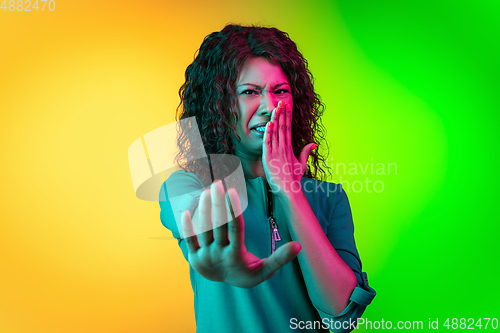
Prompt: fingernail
<box><xmin>286</xmin><ymin>104</ymin><xmax>290</xmax><ymax>111</ymax></box>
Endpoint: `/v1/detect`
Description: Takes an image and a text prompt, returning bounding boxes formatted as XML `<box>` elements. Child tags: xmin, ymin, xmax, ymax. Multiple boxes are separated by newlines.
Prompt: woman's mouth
<box><xmin>251</xmin><ymin>128</ymin><xmax>265</xmax><ymax>137</ymax></box>
<box><xmin>250</xmin><ymin>124</ymin><xmax>267</xmax><ymax>137</ymax></box>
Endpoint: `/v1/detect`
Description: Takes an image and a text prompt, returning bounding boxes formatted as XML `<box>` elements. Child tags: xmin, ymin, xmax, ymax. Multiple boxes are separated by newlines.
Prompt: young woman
<box><xmin>159</xmin><ymin>24</ymin><xmax>376</xmax><ymax>332</ymax></box>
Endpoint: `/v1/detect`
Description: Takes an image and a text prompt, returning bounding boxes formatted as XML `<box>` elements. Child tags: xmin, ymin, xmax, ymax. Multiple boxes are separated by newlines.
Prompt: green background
<box><xmin>308</xmin><ymin>0</ymin><xmax>500</xmax><ymax>327</ymax></box>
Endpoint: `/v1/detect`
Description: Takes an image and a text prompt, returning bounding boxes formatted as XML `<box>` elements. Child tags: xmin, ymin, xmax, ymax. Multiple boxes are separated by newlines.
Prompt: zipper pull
<box><xmin>273</xmin><ymin>227</ymin><xmax>281</xmax><ymax>242</ymax></box>
<box><xmin>269</xmin><ymin>217</ymin><xmax>281</xmax><ymax>241</ymax></box>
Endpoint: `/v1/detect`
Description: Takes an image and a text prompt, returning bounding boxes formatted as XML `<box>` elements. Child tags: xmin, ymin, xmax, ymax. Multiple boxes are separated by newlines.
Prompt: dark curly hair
<box><xmin>175</xmin><ymin>23</ymin><xmax>331</xmax><ymax>185</ymax></box>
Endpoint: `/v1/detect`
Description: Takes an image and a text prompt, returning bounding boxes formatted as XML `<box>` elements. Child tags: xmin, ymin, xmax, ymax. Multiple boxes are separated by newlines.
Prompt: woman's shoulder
<box><xmin>159</xmin><ymin>170</ymin><xmax>205</xmax><ymax>201</ymax></box>
<box><xmin>300</xmin><ymin>177</ymin><xmax>343</xmax><ymax>201</ymax></box>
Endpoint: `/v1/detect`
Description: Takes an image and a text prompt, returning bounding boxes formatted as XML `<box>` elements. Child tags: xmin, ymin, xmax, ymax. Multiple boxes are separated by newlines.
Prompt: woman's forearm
<box><xmin>277</xmin><ymin>190</ymin><xmax>357</xmax><ymax>316</ymax></box>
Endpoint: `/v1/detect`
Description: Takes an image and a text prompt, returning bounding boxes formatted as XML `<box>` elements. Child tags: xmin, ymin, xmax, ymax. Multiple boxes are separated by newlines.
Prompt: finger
<box><xmin>181</xmin><ymin>210</ymin><xmax>200</xmax><ymax>254</ymax></box>
<box><xmin>271</xmin><ymin>105</ymin><xmax>279</xmax><ymax>142</ymax></box>
<box><xmin>278</xmin><ymin>102</ymin><xmax>286</xmax><ymax>149</ymax></box>
<box><xmin>271</xmin><ymin>106</ymin><xmax>279</xmax><ymax>150</ymax></box>
<box><xmin>212</xmin><ymin>180</ymin><xmax>229</xmax><ymax>246</ymax></box>
<box><xmin>259</xmin><ymin>241</ymin><xmax>302</xmax><ymax>281</ymax></box>
<box><xmin>299</xmin><ymin>143</ymin><xmax>317</xmax><ymax>170</ymax></box>
<box><xmin>263</xmin><ymin>119</ymin><xmax>272</xmax><ymax>154</ymax></box>
<box><xmin>197</xmin><ymin>188</ymin><xmax>214</xmax><ymax>246</ymax></box>
<box><xmin>225</xmin><ymin>187</ymin><xmax>244</xmax><ymax>248</ymax></box>
<box><xmin>285</xmin><ymin>103</ymin><xmax>292</xmax><ymax>147</ymax></box>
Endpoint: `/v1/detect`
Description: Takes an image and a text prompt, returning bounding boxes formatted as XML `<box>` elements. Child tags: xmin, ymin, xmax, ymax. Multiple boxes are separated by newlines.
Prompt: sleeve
<box><xmin>314</xmin><ymin>183</ymin><xmax>376</xmax><ymax>333</ymax></box>
<box><xmin>159</xmin><ymin>170</ymin><xmax>205</xmax><ymax>262</ymax></box>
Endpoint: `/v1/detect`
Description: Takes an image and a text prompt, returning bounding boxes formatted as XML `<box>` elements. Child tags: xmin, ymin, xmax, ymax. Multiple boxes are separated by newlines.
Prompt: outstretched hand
<box><xmin>181</xmin><ymin>180</ymin><xmax>301</xmax><ymax>288</ymax></box>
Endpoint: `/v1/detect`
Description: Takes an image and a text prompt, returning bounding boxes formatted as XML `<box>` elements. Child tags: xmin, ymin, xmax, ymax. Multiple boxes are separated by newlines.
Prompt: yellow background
<box><xmin>2</xmin><ymin>1</ymin><xmax>337</xmax><ymax>332</ymax></box>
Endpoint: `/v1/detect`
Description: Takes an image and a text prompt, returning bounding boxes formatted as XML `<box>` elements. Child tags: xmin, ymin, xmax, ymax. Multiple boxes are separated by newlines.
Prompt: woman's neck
<box><xmin>233</xmin><ymin>148</ymin><xmax>266</xmax><ymax>180</ymax></box>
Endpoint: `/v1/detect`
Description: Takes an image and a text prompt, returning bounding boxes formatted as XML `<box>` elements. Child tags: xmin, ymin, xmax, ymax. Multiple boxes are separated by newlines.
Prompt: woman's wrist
<box><xmin>275</xmin><ymin>186</ymin><xmax>306</xmax><ymax>209</ymax></box>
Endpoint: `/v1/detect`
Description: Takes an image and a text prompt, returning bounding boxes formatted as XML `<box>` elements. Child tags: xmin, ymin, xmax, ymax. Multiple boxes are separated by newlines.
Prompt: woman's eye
<box><xmin>242</xmin><ymin>89</ymin><xmax>258</xmax><ymax>95</ymax></box>
<box><xmin>275</xmin><ymin>89</ymin><xmax>289</xmax><ymax>95</ymax></box>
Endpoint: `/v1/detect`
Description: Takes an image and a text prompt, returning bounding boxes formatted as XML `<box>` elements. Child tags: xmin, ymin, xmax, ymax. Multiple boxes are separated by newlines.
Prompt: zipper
<box><xmin>265</xmin><ymin>181</ymin><xmax>281</xmax><ymax>254</ymax></box>
<box><xmin>269</xmin><ymin>216</ymin><xmax>281</xmax><ymax>253</ymax></box>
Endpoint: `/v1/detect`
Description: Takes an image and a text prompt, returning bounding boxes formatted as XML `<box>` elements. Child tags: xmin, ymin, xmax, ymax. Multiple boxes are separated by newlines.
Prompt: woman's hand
<box><xmin>181</xmin><ymin>180</ymin><xmax>301</xmax><ymax>288</ymax></box>
<box><xmin>262</xmin><ymin>101</ymin><xmax>316</xmax><ymax>197</ymax></box>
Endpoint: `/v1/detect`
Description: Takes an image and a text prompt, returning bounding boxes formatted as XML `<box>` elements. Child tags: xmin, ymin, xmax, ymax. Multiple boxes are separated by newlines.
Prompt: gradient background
<box><xmin>1</xmin><ymin>1</ymin><xmax>499</xmax><ymax>332</ymax></box>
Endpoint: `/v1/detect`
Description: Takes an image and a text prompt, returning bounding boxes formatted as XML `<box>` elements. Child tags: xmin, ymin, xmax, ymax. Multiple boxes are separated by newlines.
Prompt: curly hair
<box><xmin>175</xmin><ymin>23</ymin><xmax>331</xmax><ymax>185</ymax></box>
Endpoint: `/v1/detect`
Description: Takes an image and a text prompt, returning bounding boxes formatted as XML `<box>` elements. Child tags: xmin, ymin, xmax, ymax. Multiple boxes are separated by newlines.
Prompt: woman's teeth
<box><xmin>255</xmin><ymin>126</ymin><xmax>266</xmax><ymax>132</ymax></box>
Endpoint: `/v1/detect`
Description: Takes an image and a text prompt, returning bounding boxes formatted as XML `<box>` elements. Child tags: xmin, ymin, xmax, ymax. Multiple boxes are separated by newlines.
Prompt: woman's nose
<box><xmin>256</xmin><ymin>92</ymin><xmax>276</xmax><ymax>116</ymax></box>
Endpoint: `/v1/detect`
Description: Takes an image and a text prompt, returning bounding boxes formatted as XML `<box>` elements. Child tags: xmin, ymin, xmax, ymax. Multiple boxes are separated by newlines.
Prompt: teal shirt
<box><xmin>160</xmin><ymin>170</ymin><xmax>376</xmax><ymax>332</ymax></box>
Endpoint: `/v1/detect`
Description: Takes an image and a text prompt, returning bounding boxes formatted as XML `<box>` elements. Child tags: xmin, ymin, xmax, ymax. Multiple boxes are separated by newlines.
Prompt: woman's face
<box><xmin>233</xmin><ymin>57</ymin><xmax>293</xmax><ymax>156</ymax></box>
